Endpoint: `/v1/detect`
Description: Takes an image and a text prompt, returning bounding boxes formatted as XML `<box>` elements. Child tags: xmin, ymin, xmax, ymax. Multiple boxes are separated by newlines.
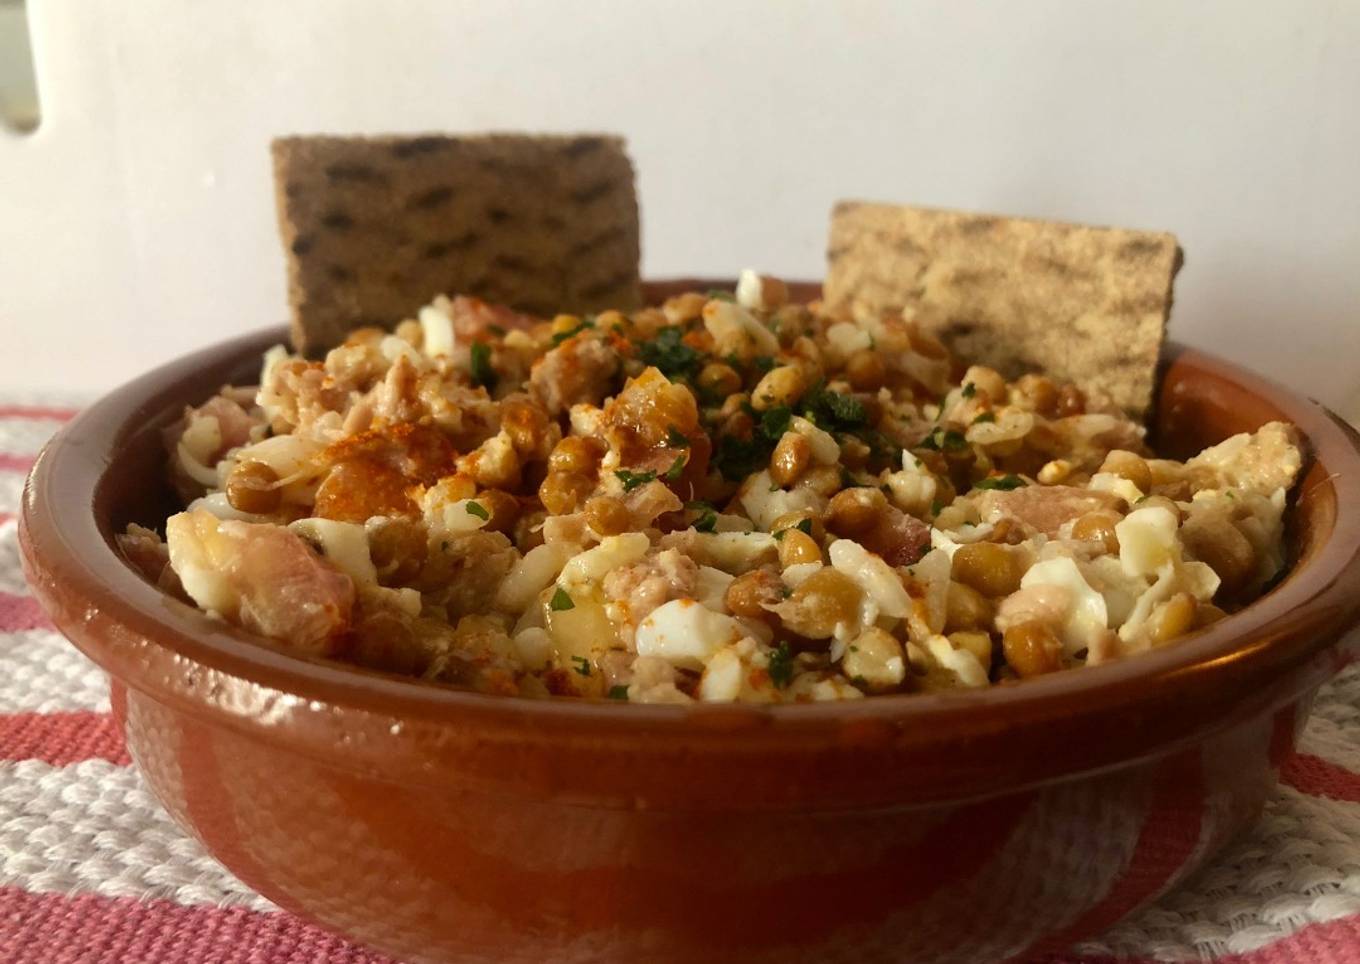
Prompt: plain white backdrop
<box><xmin>1</xmin><ymin>1</ymin><xmax>1357</xmax><ymax>412</ymax></box>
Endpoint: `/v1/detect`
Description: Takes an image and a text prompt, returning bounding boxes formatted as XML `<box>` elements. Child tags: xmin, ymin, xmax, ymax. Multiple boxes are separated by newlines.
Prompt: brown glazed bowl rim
<box><xmin>20</xmin><ymin>287</ymin><xmax>1360</xmax><ymax>809</ymax></box>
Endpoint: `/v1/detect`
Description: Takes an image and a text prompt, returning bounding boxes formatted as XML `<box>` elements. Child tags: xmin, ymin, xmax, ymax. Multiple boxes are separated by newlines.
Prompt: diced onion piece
<box><xmin>496</xmin><ymin>543</ymin><xmax>571</xmax><ymax>613</ymax></box>
<box><xmin>559</xmin><ymin>533</ymin><xmax>651</xmax><ymax>587</ymax></box>
<box><xmin>419</xmin><ymin>302</ymin><xmax>456</xmax><ymax>357</ymax></box>
<box><xmin>288</xmin><ymin>518</ymin><xmax>377</xmax><ymax>587</ymax></box>
<box><xmin>1090</xmin><ymin>471</ymin><xmax>1144</xmax><ymax>505</ymax></box>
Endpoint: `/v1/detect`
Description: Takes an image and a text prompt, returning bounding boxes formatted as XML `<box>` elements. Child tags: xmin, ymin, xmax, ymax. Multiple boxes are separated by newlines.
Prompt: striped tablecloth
<box><xmin>2</xmin><ymin>403</ymin><xmax>1358</xmax><ymax>963</ymax></box>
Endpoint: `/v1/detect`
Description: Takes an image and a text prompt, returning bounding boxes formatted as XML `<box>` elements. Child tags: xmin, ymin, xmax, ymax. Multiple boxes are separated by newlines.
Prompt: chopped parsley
<box><xmin>973</xmin><ymin>474</ymin><xmax>1027</xmax><ymax>491</ymax></box>
<box><xmin>712</xmin><ymin>405</ymin><xmax>793</xmax><ymax>481</ymax></box>
<box><xmin>918</xmin><ymin>427</ymin><xmax>968</xmax><ymax>452</ymax></box>
<box><xmin>615</xmin><ymin>468</ymin><xmax>657</xmax><ymax>492</ymax></box>
<box><xmin>760</xmin><ymin>405</ymin><xmax>792</xmax><ymax>440</ymax></box>
<box><xmin>801</xmin><ymin>385</ymin><xmax>867</xmax><ymax>432</ymax></box>
<box><xmin>464</xmin><ymin>500</ymin><xmax>489</xmax><ymax>520</ymax></box>
<box><xmin>713</xmin><ymin>434</ymin><xmax>765</xmax><ymax>481</ymax></box>
<box><xmin>961</xmin><ymin>382</ymin><xmax>976</xmax><ymax>398</ymax></box>
<box><xmin>851</xmin><ymin>675</ymin><xmax>869</xmax><ymax>688</ymax></box>
<box><xmin>663</xmin><ymin>454</ymin><xmax>687</xmax><ymax>481</ymax></box>
<box><xmin>930</xmin><ymin>498</ymin><xmax>944</xmax><ymax>516</ymax></box>
<box><xmin>972</xmin><ymin>412</ymin><xmax>996</xmax><ymax>425</ymax></box>
<box><xmin>549</xmin><ymin>587</ymin><xmax>575</xmax><ymax>611</ymax></box>
<box><xmin>686</xmin><ymin>500</ymin><xmax>718</xmax><ymax>533</ymax></box>
<box><xmin>469</xmin><ymin>341</ymin><xmax>495</xmax><ymax>389</ymax></box>
<box><xmin>768</xmin><ymin>642</ymin><xmax>794</xmax><ymax>688</ymax></box>
<box><xmin>706</xmin><ymin>288</ymin><xmax>735</xmax><ymax>302</ymax></box>
<box><xmin>570</xmin><ymin>655</ymin><xmax>591</xmax><ymax>677</ymax></box>
<box><xmin>666</xmin><ymin>426</ymin><xmax>690</xmax><ymax>448</ymax></box>
<box><xmin>638</xmin><ymin>326</ymin><xmax>702</xmax><ymax>378</ymax></box>
<box><xmin>607</xmin><ymin>685</ymin><xmax>629</xmax><ymax>700</ymax></box>
<box><xmin>550</xmin><ymin>318</ymin><xmax>595</xmax><ymax>345</ymax></box>
<box><xmin>752</xmin><ymin>355</ymin><xmax>777</xmax><ymax>374</ymax></box>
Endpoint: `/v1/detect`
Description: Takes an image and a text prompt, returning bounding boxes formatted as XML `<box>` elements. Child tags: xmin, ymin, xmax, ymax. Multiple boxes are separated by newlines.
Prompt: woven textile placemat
<box><xmin>2</xmin><ymin>404</ymin><xmax>1357</xmax><ymax>963</ymax></box>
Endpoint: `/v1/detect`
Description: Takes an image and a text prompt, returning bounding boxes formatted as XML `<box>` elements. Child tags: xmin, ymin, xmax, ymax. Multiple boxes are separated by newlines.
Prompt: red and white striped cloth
<box><xmin>2</xmin><ymin>404</ymin><xmax>1359</xmax><ymax>964</ymax></box>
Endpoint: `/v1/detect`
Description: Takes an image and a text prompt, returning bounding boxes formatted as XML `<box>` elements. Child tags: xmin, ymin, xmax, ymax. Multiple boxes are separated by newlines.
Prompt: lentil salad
<box><xmin>120</xmin><ymin>273</ymin><xmax>1303</xmax><ymax>703</ymax></box>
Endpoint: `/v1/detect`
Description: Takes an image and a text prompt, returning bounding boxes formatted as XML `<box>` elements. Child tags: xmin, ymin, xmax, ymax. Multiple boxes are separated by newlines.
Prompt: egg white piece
<box><xmin>634</xmin><ymin>598</ymin><xmax>745</xmax><ymax>670</ymax></box>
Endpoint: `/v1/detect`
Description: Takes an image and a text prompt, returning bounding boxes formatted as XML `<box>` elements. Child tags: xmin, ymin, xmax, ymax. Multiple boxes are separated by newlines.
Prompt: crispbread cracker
<box><xmin>825</xmin><ymin>202</ymin><xmax>1183</xmax><ymax>417</ymax></box>
<box><xmin>273</xmin><ymin>133</ymin><xmax>641</xmax><ymax>353</ymax></box>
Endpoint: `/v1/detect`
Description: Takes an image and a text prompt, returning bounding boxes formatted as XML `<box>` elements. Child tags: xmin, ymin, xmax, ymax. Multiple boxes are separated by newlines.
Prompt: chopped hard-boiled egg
<box><xmin>634</xmin><ymin>598</ymin><xmax>746</xmax><ymax>670</ymax></box>
<box><xmin>1019</xmin><ymin>557</ymin><xmax>1109</xmax><ymax>655</ymax></box>
<box><xmin>1117</xmin><ymin>505</ymin><xmax>1179</xmax><ymax>578</ymax></box>
<box><xmin>829</xmin><ymin>539</ymin><xmax>911</xmax><ymax>622</ymax></box>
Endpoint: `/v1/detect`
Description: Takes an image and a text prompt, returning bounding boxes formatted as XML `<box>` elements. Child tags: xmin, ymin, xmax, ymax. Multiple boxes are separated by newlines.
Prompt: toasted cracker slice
<box><xmin>272</xmin><ymin>133</ymin><xmax>641</xmax><ymax>353</ymax></box>
<box><xmin>825</xmin><ymin>201</ymin><xmax>1183</xmax><ymax>417</ymax></box>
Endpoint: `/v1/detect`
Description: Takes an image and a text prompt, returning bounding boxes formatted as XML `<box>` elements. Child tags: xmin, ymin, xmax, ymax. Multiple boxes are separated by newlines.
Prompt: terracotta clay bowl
<box><xmin>20</xmin><ymin>282</ymin><xmax>1360</xmax><ymax>964</ymax></box>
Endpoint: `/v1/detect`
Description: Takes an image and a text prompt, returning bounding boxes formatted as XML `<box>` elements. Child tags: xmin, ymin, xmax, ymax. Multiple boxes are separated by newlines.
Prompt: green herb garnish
<box><xmin>752</xmin><ymin>355</ymin><xmax>777</xmax><ymax>374</ymax></box>
<box><xmin>961</xmin><ymin>382</ymin><xmax>976</xmax><ymax>398</ymax></box>
<box><xmin>760</xmin><ymin>405</ymin><xmax>792</xmax><ymax>440</ymax></box>
<box><xmin>550</xmin><ymin>587</ymin><xmax>575</xmax><ymax>611</ymax></box>
<box><xmin>686</xmin><ymin>500</ymin><xmax>719</xmax><ymax>533</ymax></box>
<box><xmin>666</xmin><ymin>426</ymin><xmax>690</xmax><ymax>448</ymax></box>
<box><xmin>973</xmin><ymin>474</ymin><xmax>1027</xmax><ymax>491</ymax></box>
<box><xmin>918</xmin><ymin>427</ymin><xmax>968</xmax><ymax>452</ymax></box>
<box><xmin>551</xmin><ymin>318</ymin><xmax>595</xmax><ymax>345</ymax></box>
<box><xmin>608</xmin><ymin>685</ymin><xmax>629</xmax><ymax>700</ymax></box>
<box><xmin>638</xmin><ymin>326</ymin><xmax>702</xmax><ymax>378</ymax></box>
<box><xmin>768</xmin><ymin>642</ymin><xmax>794</xmax><ymax>688</ymax></box>
<box><xmin>469</xmin><ymin>341</ymin><xmax>495</xmax><ymax>389</ymax></box>
<box><xmin>972</xmin><ymin>412</ymin><xmax>996</xmax><ymax>425</ymax></box>
<box><xmin>802</xmin><ymin>385</ymin><xmax>867</xmax><ymax>431</ymax></box>
<box><xmin>713</xmin><ymin>435</ymin><xmax>763</xmax><ymax>482</ymax></box>
<box><xmin>663</xmin><ymin>454</ymin><xmax>687</xmax><ymax>481</ymax></box>
<box><xmin>615</xmin><ymin>468</ymin><xmax>657</xmax><ymax>492</ymax></box>
<box><xmin>465</xmin><ymin>500</ymin><xmax>489</xmax><ymax>520</ymax></box>
<box><xmin>706</xmin><ymin>288</ymin><xmax>735</xmax><ymax>302</ymax></box>
<box><xmin>571</xmin><ymin>655</ymin><xmax>591</xmax><ymax>677</ymax></box>
<box><xmin>712</xmin><ymin>405</ymin><xmax>794</xmax><ymax>481</ymax></box>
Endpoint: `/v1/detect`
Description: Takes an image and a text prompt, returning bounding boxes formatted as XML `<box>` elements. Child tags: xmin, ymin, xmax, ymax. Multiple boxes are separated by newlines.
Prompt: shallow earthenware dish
<box><xmin>20</xmin><ymin>282</ymin><xmax>1360</xmax><ymax>964</ymax></box>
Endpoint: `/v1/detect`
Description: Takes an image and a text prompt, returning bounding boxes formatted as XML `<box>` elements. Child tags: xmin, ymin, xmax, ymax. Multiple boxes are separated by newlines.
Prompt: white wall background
<box><xmin>1</xmin><ymin>0</ymin><xmax>1357</xmax><ymax>412</ymax></box>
